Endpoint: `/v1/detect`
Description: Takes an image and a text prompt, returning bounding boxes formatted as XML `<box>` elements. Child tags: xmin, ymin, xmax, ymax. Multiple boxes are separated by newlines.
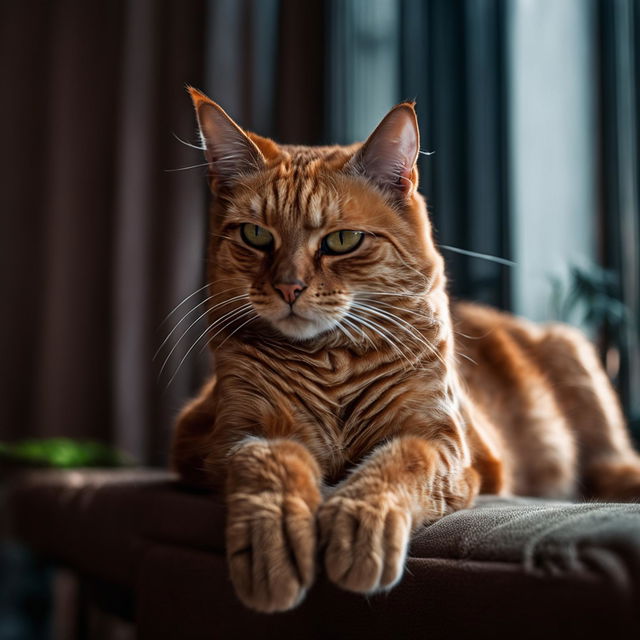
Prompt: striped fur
<box><xmin>171</xmin><ymin>89</ymin><xmax>640</xmax><ymax>612</ymax></box>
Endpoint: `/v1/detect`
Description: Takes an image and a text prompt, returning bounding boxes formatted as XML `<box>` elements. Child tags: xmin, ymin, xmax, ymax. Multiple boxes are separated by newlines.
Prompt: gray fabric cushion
<box><xmin>414</xmin><ymin>495</ymin><xmax>640</xmax><ymax>569</ymax></box>
<box><xmin>413</xmin><ymin>495</ymin><xmax>640</xmax><ymax>616</ymax></box>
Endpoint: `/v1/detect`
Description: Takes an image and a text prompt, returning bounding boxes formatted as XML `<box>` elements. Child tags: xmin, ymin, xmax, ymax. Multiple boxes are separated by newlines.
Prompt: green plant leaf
<box><xmin>0</xmin><ymin>438</ymin><xmax>131</xmax><ymax>469</ymax></box>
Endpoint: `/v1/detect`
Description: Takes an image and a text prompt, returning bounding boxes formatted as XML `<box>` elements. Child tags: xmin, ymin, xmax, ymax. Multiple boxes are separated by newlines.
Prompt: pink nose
<box><xmin>274</xmin><ymin>281</ymin><xmax>306</xmax><ymax>304</ymax></box>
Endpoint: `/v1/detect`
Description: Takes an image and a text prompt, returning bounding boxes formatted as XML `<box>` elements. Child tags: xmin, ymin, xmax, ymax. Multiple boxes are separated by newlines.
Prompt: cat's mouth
<box><xmin>279</xmin><ymin>308</ymin><xmax>311</xmax><ymax>326</ymax></box>
<box><xmin>271</xmin><ymin>307</ymin><xmax>337</xmax><ymax>340</ymax></box>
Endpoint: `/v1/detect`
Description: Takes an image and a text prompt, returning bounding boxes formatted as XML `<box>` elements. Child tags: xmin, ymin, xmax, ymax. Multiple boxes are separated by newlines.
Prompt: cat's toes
<box><xmin>319</xmin><ymin>493</ymin><xmax>411</xmax><ymax>593</ymax></box>
<box><xmin>226</xmin><ymin>491</ymin><xmax>316</xmax><ymax>613</ymax></box>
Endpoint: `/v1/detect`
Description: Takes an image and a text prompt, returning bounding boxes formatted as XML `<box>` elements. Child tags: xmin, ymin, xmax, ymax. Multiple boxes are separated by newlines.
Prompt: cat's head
<box><xmin>189</xmin><ymin>88</ymin><xmax>441</xmax><ymax>344</ymax></box>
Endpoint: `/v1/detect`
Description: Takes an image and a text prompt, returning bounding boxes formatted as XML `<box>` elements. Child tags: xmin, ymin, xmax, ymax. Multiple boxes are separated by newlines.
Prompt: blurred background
<box><xmin>1</xmin><ymin>0</ymin><xmax>639</xmax><ymax>464</ymax></box>
<box><xmin>1</xmin><ymin>0</ymin><xmax>640</xmax><ymax>637</ymax></box>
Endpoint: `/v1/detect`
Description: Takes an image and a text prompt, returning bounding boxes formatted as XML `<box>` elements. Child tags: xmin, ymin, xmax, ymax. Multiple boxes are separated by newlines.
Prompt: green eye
<box><xmin>322</xmin><ymin>230</ymin><xmax>364</xmax><ymax>255</ymax></box>
<box><xmin>241</xmin><ymin>223</ymin><xmax>273</xmax><ymax>249</ymax></box>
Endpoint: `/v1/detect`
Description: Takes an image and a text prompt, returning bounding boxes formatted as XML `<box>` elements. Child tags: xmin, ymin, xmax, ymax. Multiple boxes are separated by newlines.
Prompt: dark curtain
<box><xmin>403</xmin><ymin>0</ymin><xmax>510</xmax><ymax>309</ymax></box>
<box><xmin>203</xmin><ymin>0</ymin><xmax>326</xmax><ymax>143</ymax></box>
<box><xmin>0</xmin><ymin>0</ymin><xmax>208</xmax><ymax>465</ymax></box>
<box><xmin>598</xmin><ymin>0</ymin><xmax>640</xmax><ymax>434</ymax></box>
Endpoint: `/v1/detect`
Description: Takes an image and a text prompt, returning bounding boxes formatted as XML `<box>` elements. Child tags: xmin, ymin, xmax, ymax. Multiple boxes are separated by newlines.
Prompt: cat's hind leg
<box><xmin>532</xmin><ymin>324</ymin><xmax>640</xmax><ymax>501</ymax></box>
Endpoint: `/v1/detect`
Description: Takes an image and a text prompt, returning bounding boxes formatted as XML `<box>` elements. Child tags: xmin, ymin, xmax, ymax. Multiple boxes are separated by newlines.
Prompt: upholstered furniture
<box><xmin>8</xmin><ymin>469</ymin><xmax>640</xmax><ymax>639</ymax></box>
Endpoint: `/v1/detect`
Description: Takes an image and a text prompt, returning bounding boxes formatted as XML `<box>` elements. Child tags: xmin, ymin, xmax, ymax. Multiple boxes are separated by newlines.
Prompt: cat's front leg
<box><xmin>225</xmin><ymin>437</ymin><xmax>322</xmax><ymax>612</ymax></box>
<box><xmin>318</xmin><ymin>435</ymin><xmax>479</xmax><ymax>593</ymax></box>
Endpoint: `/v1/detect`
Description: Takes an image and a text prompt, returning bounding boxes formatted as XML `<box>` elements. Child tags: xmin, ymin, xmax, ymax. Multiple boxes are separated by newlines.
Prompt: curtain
<box><xmin>0</xmin><ymin>0</ymin><xmax>208</xmax><ymax>465</ymax></box>
<box><xmin>204</xmin><ymin>0</ymin><xmax>326</xmax><ymax>144</ymax></box>
<box><xmin>598</xmin><ymin>0</ymin><xmax>640</xmax><ymax>434</ymax></box>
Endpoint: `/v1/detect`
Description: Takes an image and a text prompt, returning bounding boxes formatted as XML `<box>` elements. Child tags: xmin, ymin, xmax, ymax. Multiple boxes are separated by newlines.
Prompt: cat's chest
<box><xmin>226</xmin><ymin>351</ymin><xmax>440</xmax><ymax>479</ymax></box>
<box><xmin>291</xmin><ymin>349</ymin><xmax>389</xmax><ymax>406</ymax></box>
<box><xmin>231</xmin><ymin>346</ymin><xmax>434</xmax><ymax>469</ymax></box>
<box><xmin>283</xmin><ymin>350</ymin><xmax>420</xmax><ymax>453</ymax></box>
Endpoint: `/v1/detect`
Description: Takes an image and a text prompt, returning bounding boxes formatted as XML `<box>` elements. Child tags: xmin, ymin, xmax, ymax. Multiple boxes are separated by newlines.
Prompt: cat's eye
<box><xmin>321</xmin><ymin>230</ymin><xmax>364</xmax><ymax>255</ymax></box>
<box><xmin>241</xmin><ymin>223</ymin><xmax>274</xmax><ymax>249</ymax></box>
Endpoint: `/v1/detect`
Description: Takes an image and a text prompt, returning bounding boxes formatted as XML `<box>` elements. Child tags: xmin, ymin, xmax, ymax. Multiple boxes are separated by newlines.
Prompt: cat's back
<box><xmin>451</xmin><ymin>300</ymin><xmax>545</xmax><ymax>382</ymax></box>
<box><xmin>452</xmin><ymin>301</ymin><xmax>580</xmax><ymax>497</ymax></box>
<box><xmin>451</xmin><ymin>301</ymin><xmax>549</xmax><ymax>439</ymax></box>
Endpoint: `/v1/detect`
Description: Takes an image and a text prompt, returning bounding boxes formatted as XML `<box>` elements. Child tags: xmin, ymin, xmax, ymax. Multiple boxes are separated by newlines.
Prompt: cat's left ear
<box><xmin>346</xmin><ymin>102</ymin><xmax>420</xmax><ymax>201</ymax></box>
<box><xmin>187</xmin><ymin>87</ymin><xmax>265</xmax><ymax>188</ymax></box>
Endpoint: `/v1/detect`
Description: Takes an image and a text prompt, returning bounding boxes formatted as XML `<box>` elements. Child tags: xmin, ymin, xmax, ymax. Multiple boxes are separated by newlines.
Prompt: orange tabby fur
<box><xmin>171</xmin><ymin>88</ymin><xmax>640</xmax><ymax>612</ymax></box>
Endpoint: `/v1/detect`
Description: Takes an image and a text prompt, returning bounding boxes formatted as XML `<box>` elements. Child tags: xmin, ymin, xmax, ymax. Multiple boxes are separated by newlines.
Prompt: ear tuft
<box><xmin>187</xmin><ymin>87</ymin><xmax>265</xmax><ymax>188</ymax></box>
<box><xmin>346</xmin><ymin>102</ymin><xmax>420</xmax><ymax>201</ymax></box>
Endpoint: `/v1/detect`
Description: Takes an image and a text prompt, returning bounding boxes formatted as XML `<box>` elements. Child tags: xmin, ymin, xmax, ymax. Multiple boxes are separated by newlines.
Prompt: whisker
<box><xmin>163</xmin><ymin>304</ymin><xmax>254</xmax><ymax>388</ymax></box>
<box><xmin>438</xmin><ymin>244</ymin><xmax>516</xmax><ymax>267</ymax></box>
<box><xmin>194</xmin><ymin>306</ymin><xmax>257</xmax><ymax>357</ymax></box>
<box><xmin>155</xmin><ymin>293</ymin><xmax>216</xmax><ymax>361</ymax></box>
<box><xmin>216</xmin><ymin>312</ymin><xmax>260</xmax><ymax>350</ymax></box>
<box><xmin>357</xmin><ymin>297</ymin><xmax>430</xmax><ymax>321</ymax></box>
<box><xmin>454</xmin><ymin>328</ymin><xmax>494</xmax><ymax>340</ymax></box>
<box><xmin>157</xmin><ymin>296</ymin><xmax>250</xmax><ymax>377</ymax></box>
<box><xmin>349</xmin><ymin>309</ymin><xmax>414</xmax><ymax>364</ymax></box>
<box><xmin>346</xmin><ymin>311</ymin><xmax>413</xmax><ymax>368</ymax></box>
<box><xmin>352</xmin><ymin>290</ymin><xmax>421</xmax><ymax>298</ymax></box>
<box><xmin>341</xmin><ymin>316</ymin><xmax>376</xmax><ymax>349</ymax></box>
<box><xmin>164</xmin><ymin>161</ymin><xmax>211</xmax><ymax>173</ymax></box>
<box><xmin>172</xmin><ymin>132</ymin><xmax>206</xmax><ymax>151</ymax></box>
<box><xmin>206</xmin><ymin>276</ymin><xmax>249</xmax><ymax>287</ymax></box>
<box><xmin>354</xmin><ymin>302</ymin><xmax>443</xmax><ymax>360</ymax></box>
<box><xmin>154</xmin><ymin>286</ymin><xmax>246</xmax><ymax>361</ymax></box>
<box><xmin>335</xmin><ymin>319</ymin><xmax>361</xmax><ymax>347</ymax></box>
<box><xmin>457</xmin><ymin>351</ymin><xmax>478</xmax><ymax>366</ymax></box>
<box><xmin>351</xmin><ymin>301</ymin><xmax>447</xmax><ymax>368</ymax></box>
<box><xmin>158</xmin><ymin>277</ymin><xmax>246</xmax><ymax>329</ymax></box>
<box><xmin>159</xmin><ymin>283</ymin><xmax>211</xmax><ymax>328</ymax></box>
<box><xmin>334</xmin><ymin>323</ymin><xmax>355</xmax><ymax>346</ymax></box>
<box><xmin>158</xmin><ymin>276</ymin><xmax>244</xmax><ymax>330</ymax></box>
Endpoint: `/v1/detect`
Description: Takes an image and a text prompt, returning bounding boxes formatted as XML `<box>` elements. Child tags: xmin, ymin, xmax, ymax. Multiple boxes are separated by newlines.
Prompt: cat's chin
<box><xmin>271</xmin><ymin>313</ymin><xmax>337</xmax><ymax>342</ymax></box>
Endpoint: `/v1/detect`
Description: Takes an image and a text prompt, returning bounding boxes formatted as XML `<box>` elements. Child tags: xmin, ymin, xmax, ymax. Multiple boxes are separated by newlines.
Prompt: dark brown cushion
<box><xmin>8</xmin><ymin>469</ymin><xmax>640</xmax><ymax>639</ymax></box>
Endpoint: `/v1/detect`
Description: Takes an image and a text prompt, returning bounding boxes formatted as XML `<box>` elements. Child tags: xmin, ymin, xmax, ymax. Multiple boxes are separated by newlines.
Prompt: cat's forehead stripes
<box><xmin>226</xmin><ymin>144</ymin><xmax>357</xmax><ymax>231</ymax></box>
<box><xmin>254</xmin><ymin>163</ymin><xmax>341</xmax><ymax>230</ymax></box>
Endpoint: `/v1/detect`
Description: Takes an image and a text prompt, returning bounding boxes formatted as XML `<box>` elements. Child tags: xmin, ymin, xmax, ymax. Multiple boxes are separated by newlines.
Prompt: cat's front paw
<box><xmin>226</xmin><ymin>490</ymin><xmax>317</xmax><ymax>613</ymax></box>
<box><xmin>318</xmin><ymin>491</ymin><xmax>412</xmax><ymax>593</ymax></box>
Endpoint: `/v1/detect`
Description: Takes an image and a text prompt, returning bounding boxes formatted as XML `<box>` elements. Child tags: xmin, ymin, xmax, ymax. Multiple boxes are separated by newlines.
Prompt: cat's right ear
<box><xmin>188</xmin><ymin>87</ymin><xmax>265</xmax><ymax>188</ymax></box>
<box><xmin>345</xmin><ymin>102</ymin><xmax>420</xmax><ymax>203</ymax></box>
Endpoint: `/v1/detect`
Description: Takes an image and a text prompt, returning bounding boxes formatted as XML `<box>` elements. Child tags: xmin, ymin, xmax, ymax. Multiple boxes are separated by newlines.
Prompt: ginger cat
<box><xmin>171</xmin><ymin>88</ymin><xmax>640</xmax><ymax>613</ymax></box>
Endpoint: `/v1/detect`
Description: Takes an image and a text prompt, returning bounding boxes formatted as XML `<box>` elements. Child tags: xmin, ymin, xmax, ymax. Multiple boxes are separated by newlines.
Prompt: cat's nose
<box><xmin>273</xmin><ymin>281</ymin><xmax>307</xmax><ymax>305</ymax></box>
